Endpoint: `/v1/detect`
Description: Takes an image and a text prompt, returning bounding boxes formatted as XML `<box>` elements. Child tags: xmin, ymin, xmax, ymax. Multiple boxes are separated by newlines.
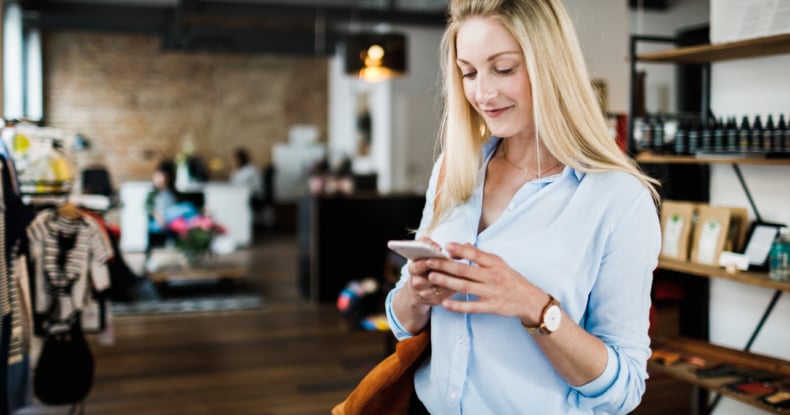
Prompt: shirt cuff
<box><xmin>574</xmin><ymin>345</ymin><xmax>619</xmax><ymax>397</ymax></box>
<box><xmin>385</xmin><ymin>287</ymin><xmax>415</xmax><ymax>340</ymax></box>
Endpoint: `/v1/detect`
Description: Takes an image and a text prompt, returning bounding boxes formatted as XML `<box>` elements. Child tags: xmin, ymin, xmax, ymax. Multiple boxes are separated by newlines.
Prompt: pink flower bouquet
<box><xmin>168</xmin><ymin>215</ymin><xmax>226</xmax><ymax>265</ymax></box>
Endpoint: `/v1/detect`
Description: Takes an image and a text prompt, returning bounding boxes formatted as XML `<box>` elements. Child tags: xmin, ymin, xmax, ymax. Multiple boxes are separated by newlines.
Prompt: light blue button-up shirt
<box><xmin>386</xmin><ymin>137</ymin><xmax>660</xmax><ymax>415</ymax></box>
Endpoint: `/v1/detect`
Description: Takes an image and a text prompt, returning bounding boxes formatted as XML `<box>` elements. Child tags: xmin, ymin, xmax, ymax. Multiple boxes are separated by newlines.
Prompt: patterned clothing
<box><xmin>2</xmin><ymin>141</ymin><xmax>35</xmax><ymax>415</ymax></box>
<box><xmin>27</xmin><ymin>210</ymin><xmax>111</xmax><ymax>335</ymax></box>
<box><xmin>0</xmin><ymin>161</ymin><xmax>9</xmax><ymax>321</ymax></box>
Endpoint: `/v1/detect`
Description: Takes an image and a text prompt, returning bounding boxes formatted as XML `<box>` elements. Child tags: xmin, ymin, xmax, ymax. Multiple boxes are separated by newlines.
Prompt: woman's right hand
<box><xmin>405</xmin><ymin>238</ymin><xmax>455</xmax><ymax>306</ymax></box>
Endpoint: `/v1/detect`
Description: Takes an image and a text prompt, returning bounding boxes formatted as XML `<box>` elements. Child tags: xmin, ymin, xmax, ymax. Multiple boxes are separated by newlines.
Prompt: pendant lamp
<box><xmin>344</xmin><ymin>33</ymin><xmax>407</xmax><ymax>82</ymax></box>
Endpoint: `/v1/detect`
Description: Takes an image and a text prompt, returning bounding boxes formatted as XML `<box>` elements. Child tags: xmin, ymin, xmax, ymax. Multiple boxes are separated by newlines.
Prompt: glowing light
<box><xmin>367</xmin><ymin>45</ymin><xmax>385</xmax><ymax>60</ymax></box>
<box><xmin>345</xmin><ymin>33</ymin><xmax>406</xmax><ymax>82</ymax></box>
<box><xmin>359</xmin><ymin>66</ymin><xmax>394</xmax><ymax>82</ymax></box>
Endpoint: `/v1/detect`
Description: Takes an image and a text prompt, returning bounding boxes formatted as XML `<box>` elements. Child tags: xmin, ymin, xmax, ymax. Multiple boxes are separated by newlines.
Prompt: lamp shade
<box><xmin>344</xmin><ymin>33</ymin><xmax>407</xmax><ymax>81</ymax></box>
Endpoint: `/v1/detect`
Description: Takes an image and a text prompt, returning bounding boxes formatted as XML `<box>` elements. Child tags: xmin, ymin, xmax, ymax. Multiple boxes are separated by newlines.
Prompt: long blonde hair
<box><xmin>428</xmin><ymin>0</ymin><xmax>659</xmax><ymax>232</ymax></box>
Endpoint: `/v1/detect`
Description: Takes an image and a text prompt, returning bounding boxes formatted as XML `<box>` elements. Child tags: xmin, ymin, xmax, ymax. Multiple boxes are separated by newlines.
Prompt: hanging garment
<box><xmin>0</xmin><ymin>152</ymin><xmax>34</xmax><ymax>415</ymax></box>
<box><xmin>7</xmin><ymin>354</ymin><xmax>31</xmax><ymax>412</ymax></box>
<box><xmin>81</xmin><ymin>210</ymin><xmax>141</xmax><ymax>302</ymax></box>
<box><xmin>0</xmin><ymin>139</ymin><xmax>19</xmax><ymax>197</ymax></box>
<box><xmin>7</xmin><ymin>254</ymin><xmax>33</xmax><ymax>412</ymax></box>
<box><xmin>1</xmin><ymin>160</ymin><xmax>10</xmax><ymax>331</ymax></box>
<box><xmin>26</xmin><ymin>209</ymin><xmax>111</xmax><ymax>336</ymax></box>
<box><xmin>0</xmin><ymin>160</ymin><xmax>9</xmax><ymax>415</ymax></box>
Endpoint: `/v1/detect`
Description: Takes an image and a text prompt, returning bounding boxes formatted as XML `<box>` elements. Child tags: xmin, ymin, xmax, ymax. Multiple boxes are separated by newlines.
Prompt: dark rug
<box><xmin>111</xmin><ymin>278</ymin><xmax>265</xmax><ymax>316</ymax></box>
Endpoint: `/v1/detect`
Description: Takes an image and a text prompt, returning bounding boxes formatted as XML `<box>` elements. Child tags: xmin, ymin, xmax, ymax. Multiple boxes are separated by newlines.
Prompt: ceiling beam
<box><xmin>22</xmin><ymin>0</ymin><xmax>446</xmax><ymax>55</ymax></box>
<box><xmin>23</xmin><ymin>0</ymin><xmax>447</xmax><ymax>32</ymax></box>
<box><xmin>22</xmin><ymin>1</ymin><xmax>170</xmax><ymax>33</ymax></box>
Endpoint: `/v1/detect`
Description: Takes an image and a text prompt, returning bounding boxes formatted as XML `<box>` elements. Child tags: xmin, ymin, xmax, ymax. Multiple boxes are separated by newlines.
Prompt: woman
<box><xmin>145</xmin><ymin>159</ymin><xmax>178</xmax><ymax>233</ymax></box>
<box><xmin>385</xmin><ymin>0</ymin><xmax>661</xmax><ymax>414</ymax></box>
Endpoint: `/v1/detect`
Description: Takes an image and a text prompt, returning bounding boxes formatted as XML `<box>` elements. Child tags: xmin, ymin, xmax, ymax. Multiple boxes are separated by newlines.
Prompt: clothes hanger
<box><xmin>57</xmin><ymin>201</ymin><xmax>81</xmax><ymax>219</ymax></box>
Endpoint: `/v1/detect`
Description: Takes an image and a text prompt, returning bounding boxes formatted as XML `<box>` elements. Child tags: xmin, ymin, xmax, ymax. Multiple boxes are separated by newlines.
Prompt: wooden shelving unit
<box><xmin>650</xmin><ymin>337</ymin><xmax>790</xmax><ymax>414</ymax></box>
<box><xmin>632</xmin><ymin>31</ymin><xmax>790</xmax><ymax>414</ymax></box>
<box><xmin>658</xmin><ymin>258</ymin><xmax>790</xmax><ymax>291</ymax></box>
<box><xmin>635</xmin><ymin>153</ymin><xmax>790</xmax><ymax>166</ymax></box>
<box><xmin>636</xmin><ymin>32</ymin><xmax>790</xmax><ymax>63</ymax></box>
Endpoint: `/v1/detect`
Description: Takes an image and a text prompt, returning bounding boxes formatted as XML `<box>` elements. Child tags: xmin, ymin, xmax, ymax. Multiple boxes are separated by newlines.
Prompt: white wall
<box><xmin>710</xmin><ymin>0</ymin><xmax>790</xmax><ymax>44</ymax></box>
<box><xmin>390</xmin><ymin>26</ymin><xmax>443</xmax><ymax>193</ymax></box>
<box><xmin>707</xmin><ymin>1</ymin><xmax>790</xmax><ymax>414</ymax></box>
<box><xmin>629</xmin><ymin>0</ymin><xmax>709</xmax><ymax>115</ymax></box>
<box><xmin>564</xmin><ymin>0</ymin><xmax>630</xmax><ymax>113</ymax></box>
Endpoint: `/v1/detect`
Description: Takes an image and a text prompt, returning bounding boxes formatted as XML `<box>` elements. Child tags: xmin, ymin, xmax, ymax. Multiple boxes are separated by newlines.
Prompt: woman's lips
<box><xmin>483</xmin><ymin>106</ymin><xmax>511</xmax><ymax>117</ymax></box>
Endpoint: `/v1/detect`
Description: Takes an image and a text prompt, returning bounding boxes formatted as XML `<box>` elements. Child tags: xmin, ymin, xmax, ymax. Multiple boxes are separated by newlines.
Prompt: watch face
<box><xmin>544</xmin><ymin>305</ymin><xmax>562</xmax><ymax>332</ymax></box>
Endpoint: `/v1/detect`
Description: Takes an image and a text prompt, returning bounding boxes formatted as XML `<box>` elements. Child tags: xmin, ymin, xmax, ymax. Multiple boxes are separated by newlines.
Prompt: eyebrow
<box><xmin>456</xmin><ymin>51</ymin><xmax>521</xmax><ymax>65</ymax></box>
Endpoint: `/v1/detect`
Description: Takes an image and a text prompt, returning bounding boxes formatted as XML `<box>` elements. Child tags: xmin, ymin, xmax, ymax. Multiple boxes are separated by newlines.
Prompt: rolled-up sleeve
<box><xmin>568</xmin><ymin>188</ymin><xmax>660</xmax><ymax>414</ymax></box>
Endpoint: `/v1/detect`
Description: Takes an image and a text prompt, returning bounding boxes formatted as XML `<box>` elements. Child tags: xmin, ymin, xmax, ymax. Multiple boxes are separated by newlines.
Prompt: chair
<box><xmin>81</xmin><ymin>167</ymin><xmax>113</xmax><ymax>197</ymax></box>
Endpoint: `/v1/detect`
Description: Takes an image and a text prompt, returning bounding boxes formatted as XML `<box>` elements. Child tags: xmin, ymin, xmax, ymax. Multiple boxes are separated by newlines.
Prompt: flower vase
<box><xmin>169</xmin><ymin>215</ymin><xmax>225</xmax><ymax>268</ymax></box>
<box><xmin>183</xmin><ymin>252</ymin><xmax>201</xmax><ymax>268</ymax></box>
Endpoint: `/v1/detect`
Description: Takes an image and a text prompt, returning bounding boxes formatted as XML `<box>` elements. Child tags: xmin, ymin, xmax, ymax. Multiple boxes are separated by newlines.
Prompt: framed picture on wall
<box><xmin>742</xmin><ymin>221</ymin><xmax>785</xmax><ymax>271</ymax></box>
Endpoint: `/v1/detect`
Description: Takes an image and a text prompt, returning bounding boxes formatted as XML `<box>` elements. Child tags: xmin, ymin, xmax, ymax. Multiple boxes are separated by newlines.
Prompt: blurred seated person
<box><xmin>146</xmin><ymin>160</ymin><xmax>178</xmax><ymax>234</ymax></box>
<box><xmin>145</xmin><ymin>160</ymin><xmax>200</xmax><ymax>247</ymax></box>
<box><xmin>230</xmin><ymin>147</ymin><xmax>262</xmax><ymax>198</ymax></box>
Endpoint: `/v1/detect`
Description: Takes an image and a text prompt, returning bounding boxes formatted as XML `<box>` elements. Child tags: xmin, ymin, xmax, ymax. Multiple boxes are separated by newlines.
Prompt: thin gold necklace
<box><xmin>501</xmin><ymin>141</ymin><xmax>562</xmax><ymax>179</ymax></box>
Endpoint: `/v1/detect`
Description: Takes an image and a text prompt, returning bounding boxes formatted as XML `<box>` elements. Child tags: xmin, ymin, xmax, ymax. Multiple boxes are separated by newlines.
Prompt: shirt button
<box><xmin>507</xmin><ymin>203</ymin><xmax>515</xmax><ymax>211</ymax></box>
<box><xmin>449</xmin><ymin>392</ymin><xmax>457</xmax><ymax>400</ymax></box>
<box><xmin>457</xmin><ymin>336</ymin><xmax>467</xmax><ymax>345</ymax></box>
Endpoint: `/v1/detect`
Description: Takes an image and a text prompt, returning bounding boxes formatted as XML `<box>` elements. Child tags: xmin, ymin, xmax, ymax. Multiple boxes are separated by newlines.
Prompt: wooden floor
<box><xmin>16</xmin><ymin>232</ymin><xmax>693</xmax><ymax>415</ymax></box>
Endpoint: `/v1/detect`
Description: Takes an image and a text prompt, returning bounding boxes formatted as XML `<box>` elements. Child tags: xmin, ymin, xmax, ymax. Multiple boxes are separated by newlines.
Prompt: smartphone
<box><xmin>387</xmin><ymin>240</ymin><xmax>449</xmax><ymax>260</ymax></box>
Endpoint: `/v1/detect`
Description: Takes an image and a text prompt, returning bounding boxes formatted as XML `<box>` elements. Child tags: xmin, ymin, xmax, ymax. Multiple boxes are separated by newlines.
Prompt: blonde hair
<box><xmin>428</xmin><ymin>0</ymin><xmax>659</xmax><ymax>233</ymax></box>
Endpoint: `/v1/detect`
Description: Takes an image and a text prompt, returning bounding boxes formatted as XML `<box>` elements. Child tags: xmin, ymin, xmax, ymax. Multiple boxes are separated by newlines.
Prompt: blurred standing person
<box><xmin>230</xmin><ymin>147</ymin><xmax>262</xmax><ymax>198</ymax></box>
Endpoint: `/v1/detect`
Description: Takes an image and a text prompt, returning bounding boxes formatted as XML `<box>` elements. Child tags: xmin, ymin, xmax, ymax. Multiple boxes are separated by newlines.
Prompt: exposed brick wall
<box><xmin>43</xmin><ymin>31</ymin><xmax>327</xmax><ymax>185</ymax></box>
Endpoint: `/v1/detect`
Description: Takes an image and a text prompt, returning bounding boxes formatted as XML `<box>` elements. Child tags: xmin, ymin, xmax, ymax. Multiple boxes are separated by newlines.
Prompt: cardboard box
<box><xmin>691</xmin><ymin>206</ymin><xmax>732</xmax><ymax>266</ymax></box>
<box><xmin>660</xmin><ymin>200</ymin><xmax>697</xmax><ymax>261</ymax></box>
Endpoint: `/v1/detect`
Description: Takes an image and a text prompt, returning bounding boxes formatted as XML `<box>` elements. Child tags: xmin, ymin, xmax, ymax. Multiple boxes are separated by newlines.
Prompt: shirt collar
<box><xmin>484</xmin><ymin>136</ymin><xmax>585</xmax><ymax>182</ymax></box>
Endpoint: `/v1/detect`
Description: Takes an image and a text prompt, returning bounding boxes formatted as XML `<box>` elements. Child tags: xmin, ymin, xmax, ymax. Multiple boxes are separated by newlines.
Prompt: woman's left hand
<box><xmin>425</xmin><ymin>242</ymin><xmax>547</xmax><ymax>324</ymax></box>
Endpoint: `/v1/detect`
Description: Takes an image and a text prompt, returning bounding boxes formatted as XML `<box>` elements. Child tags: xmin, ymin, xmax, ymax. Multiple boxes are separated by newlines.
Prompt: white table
<box><xmin>119</xmin><ymin>181</ymin><xmax>252</xmax><ymax>252</ymax></box>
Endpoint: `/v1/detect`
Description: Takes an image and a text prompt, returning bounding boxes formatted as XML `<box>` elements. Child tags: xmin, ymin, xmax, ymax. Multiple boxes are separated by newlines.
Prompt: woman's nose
<box><xmin>475</xmin><ymin>78</ymin><xmax>496</xmax><ymax>104</ymax></box>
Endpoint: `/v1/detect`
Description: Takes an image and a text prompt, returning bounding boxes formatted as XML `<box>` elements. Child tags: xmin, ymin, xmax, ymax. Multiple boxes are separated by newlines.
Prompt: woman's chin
<box><xmin>486</xmin><ymin>127</ymin><xmax>517</xmax><ymax>139</ymax></box>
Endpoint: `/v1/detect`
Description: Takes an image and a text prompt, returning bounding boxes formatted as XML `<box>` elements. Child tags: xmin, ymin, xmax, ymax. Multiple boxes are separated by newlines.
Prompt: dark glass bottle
<box><xmin>763</xmin><ymin>114</ymin><xmax>774</xmax><ymax>153</ymax></box>
<box><xmin>700</xmin><ymin>118</ymin><xmax>713</xmax><ymax>153</ymax></box>
<box><xmin>653</xmin><ymin>113</ymin><xmax>665</xmax><ymax>152</ymax></box>
<box><xmin>777</xmin><ymin>114</ymin><xmax>788</xmax><ymax>154</ymax></box>
<box><xmin>726</xmin><ymin>117</ymin><xmax>738</xmax><ymax>152</ymax></box>
<box><xmin>640</xmin><ymin>115</ymin><xmax>653</xmax><ymax>152</ymax></box>
<box><xmin>687</xmin><ymin>119</ymin><xmax>700</xmax><ymax>155</ymax></box>
<box><xmin>674</xmin><ymin>119</ymin><xmax>687</xmax><ymax>155</ymax></box>
<box><xmin>750</xmin><ymin>115</ymin><xmax>763</xmax><ymax>153</ymax></box>
<box><xmin>738</xmin><ymin>116</ymin><xmax>751</xmax><ymax>153</ymax></box>
<box><xmin>713</xmin><ymin>117</ymin><xmax>725</xmax><ymax>153</ymax></box>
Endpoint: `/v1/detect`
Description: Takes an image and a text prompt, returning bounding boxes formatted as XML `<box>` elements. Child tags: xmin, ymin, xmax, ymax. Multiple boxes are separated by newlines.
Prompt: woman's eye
<box><xmin>495</xmin><ymin>68</ymin><xmax>513</xmax><ymax>75</ymax></box>
<box><xmin>462</xmin><ymin>71</ymin><xmax>477</xmax><ymax>79</ymax></box>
